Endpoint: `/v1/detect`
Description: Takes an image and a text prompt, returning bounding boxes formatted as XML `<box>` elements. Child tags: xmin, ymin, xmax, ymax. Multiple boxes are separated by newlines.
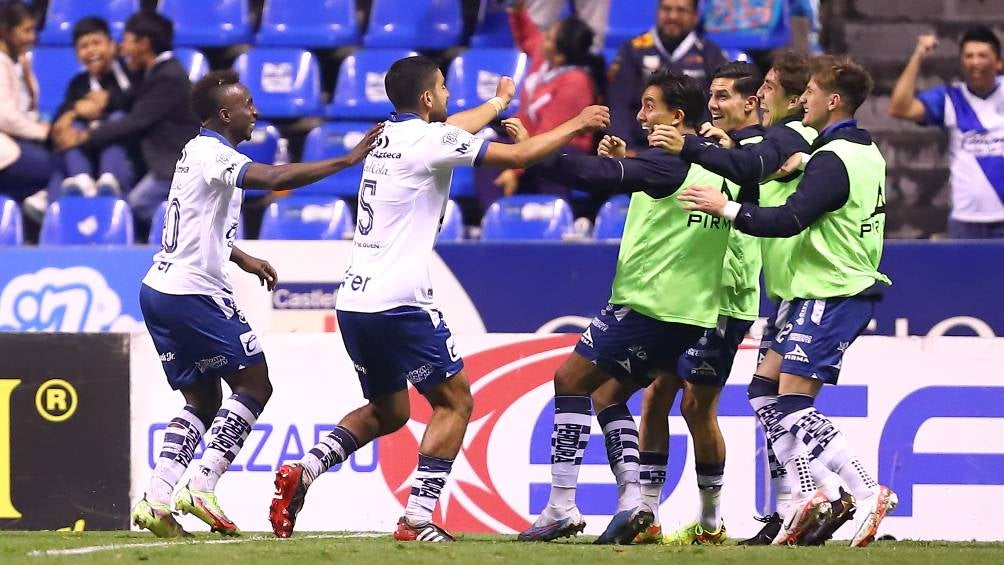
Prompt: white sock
<box><xmin>639</xmin><ymin>451</ymin><xmax>667</xmax><ymax>518</ymax></box>
<box><xmin>300</xmin><ymin>425</ymin><xmax>358</xmax><ymax>487</ymax></box>
<box><xmin>598</xmin><ymin>404</ymin><xmax>642</xmax><ymax>512</ymax></box>
<box><xmin>190</xmin><ymin>394</ymin><xmax>263</xmax><ymax>492</ymax></box>
<box><xmin>147</xmin><ymin>405</ymin><xmax>205</xmax><ymax>504</ymax></box>
<box><xmin>696</xmin><ymin>463</ymin><xmax>724</xmax><ymax>530</ymax></box>
<box><xmin>546</xmin><ymin>395</ymin><xmax>592</xmax><ymax>511</ymax></box>
<box><xmin>404</xmin><ymin>454</ymin><xmax>454</xmax><ymax>525</ymax></box>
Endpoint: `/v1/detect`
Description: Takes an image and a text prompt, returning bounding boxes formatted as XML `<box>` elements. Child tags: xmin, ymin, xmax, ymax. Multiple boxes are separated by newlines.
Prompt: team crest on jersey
<box><xmin>442</xmin><ymin>131</ymin><xmax>459</xmax><ymax>145</ymax></box>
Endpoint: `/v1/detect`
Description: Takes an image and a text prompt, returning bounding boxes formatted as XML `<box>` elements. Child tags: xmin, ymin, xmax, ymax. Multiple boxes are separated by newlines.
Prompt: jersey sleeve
<box><xmin>424</xmin><ymin>124</ymin><xmax>488</xmax><ymax>171</ymax></box>
<box><xmin>916</xmin><ymin>85</ymin><xmax>947</xmax><ymax>127</ymax></box>
<box><xmin>202</xmin><ymin>145</ymin><xmax>253</xmax><ymax>190</ymax></box>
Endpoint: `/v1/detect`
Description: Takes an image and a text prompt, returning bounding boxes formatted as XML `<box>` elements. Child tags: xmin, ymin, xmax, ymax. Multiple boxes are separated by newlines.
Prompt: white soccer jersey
<box><xmin>336</xmin><ymin>113</ymin><xmax>487</xmax><ymax>313</ymax></box>
<box><xmin>143</xmin><ymin>128</ymin><xmax>252</xmax><ymax>297</ymax></box>
<box><xmin>918</xmin><ymin>76</ymin><xmax>1004</xmax><ymax>222</ymax></box>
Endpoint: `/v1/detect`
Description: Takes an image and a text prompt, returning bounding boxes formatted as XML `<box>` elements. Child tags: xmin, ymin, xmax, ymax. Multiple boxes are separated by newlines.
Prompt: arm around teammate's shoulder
<box><xmin>478</xmin><ymin>105</ymin><xmax>610</xmax><ymax>169</ymax></box>
<box><xmin>241</xmin><ymin>123</ymin><xmax>382</xmax><ymax>190</ymax></box>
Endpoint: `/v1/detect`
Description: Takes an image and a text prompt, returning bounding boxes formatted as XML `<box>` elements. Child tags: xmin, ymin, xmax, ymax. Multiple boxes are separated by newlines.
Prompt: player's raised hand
<box><xmin>495</xmin><ymin>76</ymin><xmax>517</xmax><ymax>106</ymax></box>
<box><xmin>502</xmin><ymin>117</ymin><xmax>529</xmax><ymax>142</ymax></box>
<box><xmin>598</xmin><ymin>135</ymin><xmax>627</xmax><ymax>158</ymax></box>
<box><xmin>915</xmin><ymin>34</ymin><xmax>938</xmax><ymax>59</ymax></box>
<box><xmin>346</xmin><ymin>122</ymin><xmax>385</xmax><ymax>165</ymax></box>
<box><xmin>647</xmin><ymin>124</ymin><xmax>685</xmax><ymax>155</ymax></box>
<box><xmin>575</xmin><ymin>105</ymin><xmax>610</xmax><ymax>133</ymax></box>
<box><xmin>678</xmin><ymin>184</ymin><xmax>727</xmax><ymax>217</ymax></box>
<box><xmin>698</xmin><ymin>122</ymin><xmax>732</xmax><ymax>147</ymax></box>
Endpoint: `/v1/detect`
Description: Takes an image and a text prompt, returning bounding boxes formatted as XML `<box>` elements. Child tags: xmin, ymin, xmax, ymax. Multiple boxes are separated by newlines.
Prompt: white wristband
<box><xmin>487</xmin><ymin>96</ymin><xmax>507</xmax><ymax>116</ymax></box>
<box><xmin>723</xmin><ymin>201</ymin><xmax>742</xmax><ymax>222</ymax></box>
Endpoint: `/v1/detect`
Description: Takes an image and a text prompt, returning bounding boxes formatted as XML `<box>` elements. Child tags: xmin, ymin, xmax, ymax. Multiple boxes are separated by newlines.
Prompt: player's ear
<box><xmin>745</xmin><ymin>95</ymin><xmax>758</xmax><ymax>113</ymax></box>
<box><xmin>671</xmin><ymin>108</ymin><xmax>685</xmax><ymax>127</ymax></box>
<box><xmin>420</xmin><ymin>89</ymin><xmax>433</xmax><ymax>110</ymax></box>
<box><xmin>828</xmin><ymin>91</ymin><xmax>841</xmax><ymax>112</ymax></box>
<box><xmin>219</xmin><ymin>107</ymin><xmax>231</xmax><ymax>124</ymax></box>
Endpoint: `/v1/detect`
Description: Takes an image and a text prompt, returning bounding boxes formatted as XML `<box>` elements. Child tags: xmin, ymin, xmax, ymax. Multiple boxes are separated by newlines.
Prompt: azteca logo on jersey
<box><xmin>378</xmin><ymin>334</ymin><xmax>579</xmax><ymax>533</ymax></box>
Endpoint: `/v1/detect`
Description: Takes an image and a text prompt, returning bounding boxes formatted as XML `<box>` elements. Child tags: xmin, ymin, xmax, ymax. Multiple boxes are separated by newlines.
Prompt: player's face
<box><xmin>657</xmin><ymin>0</ymin><xmax>698</xmax><ymax>41</ymax></box>
<box><xmin>75</xmin><ymin>32</ymin><xmax>116</xmax><ymax>77</ymax></box>
<box><xmin>758</xmin><ymin>68</ymin><xmax>794</xmax><ymax>127</ymax></box>
<box><xmin>799</xmin><ymin>78</ymin><xmax>835</xmax><ymax>131</ymax></box>
<box><xmin>708</xmin><ymin>78</ymin><xmax>754</xmax><ymax>132</ymax></box>
<box><xmin>120</xmin><ymin>32</ymin><xmax>144</xmax><ymax>72</ymax></box>
<box><xmin>2</xmin><ymin>15</ymin><xmax>36</xmax><ymax>58</ymax></box>
<box><xmin>427</xmin><ymin>70</ymin><xmax>449</xmax><ymax>122</ymax></box>
<box><xmin>224</xmin><ymin>85</ymin><xmax>258</xmax><ymax>142</ymax></box>
<box><xmin>637</xmin><ymin>85</ymin><xmax>675</xmax><ymax>131</ymax></box>
<box><xmin>960</xmin><ymin>41</ymin><xmax>1002</xmax><ymax>90</ymax></box>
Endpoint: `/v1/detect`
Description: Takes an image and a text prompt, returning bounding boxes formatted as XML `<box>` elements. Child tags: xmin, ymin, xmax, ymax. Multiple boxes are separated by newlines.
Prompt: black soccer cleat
<box><xmin>738</xmin><ymin>512</ymin><xmax>782</xmax><ymax>546</ymax></box>
<box><xmin>801</xmin><ymin>488</ymin><xmax>856</xmax><ymax>546</ymax></box>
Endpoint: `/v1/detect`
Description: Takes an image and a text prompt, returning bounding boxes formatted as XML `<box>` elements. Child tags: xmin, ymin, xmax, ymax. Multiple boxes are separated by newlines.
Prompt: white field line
<box><xmin>28</xmin><ymin>532</ymin><xmax>386</xmax><ymax>557</ymax></box>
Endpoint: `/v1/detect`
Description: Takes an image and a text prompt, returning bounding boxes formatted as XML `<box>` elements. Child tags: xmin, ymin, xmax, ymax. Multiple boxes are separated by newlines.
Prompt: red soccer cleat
<box><xmin>393</xmin><ymin>516</ymin><xmax>456</xmax><ymax>542</ymax></box>
<box><xmin>269</xmin><ymin>463</ymin><xmax>308</xmax><ymax>538</ymax></box>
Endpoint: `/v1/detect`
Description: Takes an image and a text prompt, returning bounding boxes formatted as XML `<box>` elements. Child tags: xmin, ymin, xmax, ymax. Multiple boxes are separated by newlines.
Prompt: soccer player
<box><xmin>514</xmin><ymin>70</ymin><xmax>734</xmax><ymax>544</ymax></box>
<box><xmin>133</xmin><ymin>70</ymin><xmax>381</xmax><ymax>538</ymax></box>
<box><xmin>268</xmin><ymin>55</ymin><xmax>609</xmax><ymax>542</ymax></box>
<box><xmin>679</xmin><ymin>55</ymin><xmax>898</xmax><ymax>547</ymax></box>
<box><xmin>649</xmin><ymin>51</ymin><xmax>819</xmax><ymax>545</ymax></box>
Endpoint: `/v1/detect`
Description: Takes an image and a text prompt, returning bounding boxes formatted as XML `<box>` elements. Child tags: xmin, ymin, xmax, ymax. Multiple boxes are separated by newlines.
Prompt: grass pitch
<box><xmin>3</xmin><ymin>532</ymin><xmax>1002</xmax><ymax>564</ymax></box>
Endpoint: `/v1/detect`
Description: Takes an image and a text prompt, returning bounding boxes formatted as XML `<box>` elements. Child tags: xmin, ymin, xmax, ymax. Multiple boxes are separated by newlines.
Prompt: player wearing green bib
<box><xmin>515</xmin><ymin>70</ymin><xmax>733</xmax><ymax>545</ymax></box>
<box><xmin>679</xmin><ymin>55</ymin><xmax>898</xmax><ymax>548</ymax></box>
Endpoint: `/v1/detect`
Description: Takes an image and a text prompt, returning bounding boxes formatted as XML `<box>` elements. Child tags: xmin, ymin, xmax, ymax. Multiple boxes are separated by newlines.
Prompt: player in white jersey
<box><xmin>890</xmin><ymin>26</ymin><xmax>1004</xmax><ymax>238</ymax></box>
<box><xmin>133</xmin><ymin>70</ymin><xmax>380</xmax><ymax>538</ymax></box>
<box><xmin>269</xmin><ymin>55</ymin><xmax>609</xmax><ymax>542</ymax></box>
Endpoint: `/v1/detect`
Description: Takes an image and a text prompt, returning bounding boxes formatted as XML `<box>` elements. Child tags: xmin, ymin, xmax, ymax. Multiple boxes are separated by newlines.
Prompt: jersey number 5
<box><xmin>358</xmin><ymin>179</ymin><xmax>377</xmax><ymax>235</ymax></box>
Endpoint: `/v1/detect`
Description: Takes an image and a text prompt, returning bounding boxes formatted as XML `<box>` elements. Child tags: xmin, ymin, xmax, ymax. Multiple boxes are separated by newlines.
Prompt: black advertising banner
<box><xmin>0</xmin><ymin>333</ymin><xmax>130</xmax><ymax>530</ymax></box>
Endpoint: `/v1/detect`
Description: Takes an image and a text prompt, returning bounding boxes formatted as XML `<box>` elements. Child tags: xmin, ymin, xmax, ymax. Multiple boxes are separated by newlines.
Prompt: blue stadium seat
<box><xmin>237</xmin><ymin>121</ymin><xmax>282</xmax><ymax>198</ymax></box>
<box><xmin>259</xmin><ymin>196</ymin><xmax>354</xmax><ymax>240</ymax></box>
<box><xmin>450</xmin><ymin>166</ymin><xmax>475</xmax><ymax>198</ymax></box>
<box><xmin>39</xmin><ymin>0</ymin><xmax>139</xmax><ymax>45</ymax></box>
<box><xmin>605</xmin><ymin>0</ymin><xmax>652</xmax><ymax>48</ymax></box>
<box><xmin>40</xmin><ymin>196</ymin><xmax>134</xmax><ymax>245</ymax></box>
<box><xmin>30</xmin><ymin>47</ymin><xmax>82</xmax><ymax>119</ymax></box>
<box><xmin>470</xmin><ymin>0</ymin><xmax>513</xmax><ymax>48</ymax></box>
<box><xmin>438</xmin><ymin>199</ymin><xmax>463</xmax><ymax>241</ymax></box>
<box><xmin>593</xmin><ymin>194</ymin><xmax>630</xmax><ymax>240</ymax></box>
<box><xmin>257</xmin><ymin>0</ymin><xmax>360</xmax><ymax>48</ymax></box>
<box><xmin>149</xmin><ymin>200</ymin><xmax>243</xmax><ymax>244</ymax></box>
<box><xmin>363</xmin><ymin>0</ymin><xmax>463</xmax><ymax>50</ymax></box>
<box><xmin>174</xmin><ymin>48</ymin><xmax>210</xmax><ymax>82</ymax></box>
<box><xmin>160</xmin><ymin>0</ymin><xmax>253</xmax><ymax>47</ymax></box>
<box><xmin>327</xmin><ymin>48</ymin><xmax>416</xmax><ymax>119</ymax></box>
<box><xmin>0</xmin><ymin>196</ymin><xmax>23</xmax><ymax>246</ymax></box>
<box><xmin>234</xmin><ymin>48</ymin><xmax>324</xmax><ymax>118</ymax></box>
<box><xmin>481</xmin><ymin>195</ymin><xmax>573</xmax><ymax>241</ymax></box>
<box><xmin>702</xmin><ymin>0</ymin><xmax>791</xmax><ymax>52</ymax></box>
<box><xmin>298</xmin><ymin>122</ymin><xmax>371</xmax><ymax>196</ymax></box>
<box><xmin>446</xmin><ymin>48</ymin><xmax>527</xmax><ymax>116</ymax></box>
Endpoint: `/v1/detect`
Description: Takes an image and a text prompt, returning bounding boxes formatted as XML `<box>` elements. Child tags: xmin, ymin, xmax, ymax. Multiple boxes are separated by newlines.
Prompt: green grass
<box><xmin>2</xmin><ymin>532</ymin><xmax>1002</xmax><ymax>565</ymax></box>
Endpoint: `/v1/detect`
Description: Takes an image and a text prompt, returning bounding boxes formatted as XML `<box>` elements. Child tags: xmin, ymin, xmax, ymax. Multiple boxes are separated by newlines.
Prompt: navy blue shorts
<box><xmin>759</xmin><ymin>300</ymin><xmax>793</xmax><ymax>365</ymax></box>
<box><xmin>140</xmin><ymin>284</ymin><xmax>265</xmax><ymax>390</ymax></box>
<box><xmin>770</xmin><ymin>297</ymin><xmax>875</xmax><ymax>384</ymax></box>
<box><xmin>337</xmin><ymin>306</ymin><xmax>463</xmax><ymax>400</ymax></box>
<box><xmin>677</xmin><ymin>316</ymin><xmax>753</xmax><ymax>387</ymax></box>
<box><xmin>574</xmin><ymin>303</ymin><xmax>704</xmax><ymax>387</ymax></box>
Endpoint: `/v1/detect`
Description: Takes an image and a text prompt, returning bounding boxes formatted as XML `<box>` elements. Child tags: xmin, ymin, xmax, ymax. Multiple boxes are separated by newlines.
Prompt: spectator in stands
<box><xmin>523</xmin><ymin>0</ymin><xmax>610</xmax><ymax>52</ymax></box>
<box><xmin>51</xmin><ymin>17</ymin><xmax>137</xmax><ymax>198</ymax></box>
<box><xmin>484</xmin><ymin>0</ymin><xmax>602</xmax><ymax>205</ymax></box>
<box><xmin>52</xmin><ymin>11</ymin><xmax>199</xmax><ymax>234</ymax></box>
<box><xmin>889</xmin><ymin>27</ymin><xmax>1004</xmax><ymax>239</ymax></box>
<box><xmin>0</xmin><ymin>0</ymin><xmax>54</xmax><ymax>213</ymax></box>
<box><xmin>607</xmin><ymin>0</ymin><xmax>727</xmax><ymax>153</ymax></box>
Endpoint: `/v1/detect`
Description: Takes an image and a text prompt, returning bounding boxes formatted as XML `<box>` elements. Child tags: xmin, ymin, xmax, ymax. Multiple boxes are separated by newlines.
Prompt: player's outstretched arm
<box><xmin>446</xmin><ymin>76</ymin><xmax>516</xmax><ymax>134</ymax></box>
<box><xmin>889</xmin><ymin>34</ymin><xmax>936</xmax><ymax>122</ymax></box>
<box><xmin>241</xmin><ymin>123</ymin><xmax>383</xmax><ymax>190</ymax></box>
<box><xmin>479</xmin><ymin>105</ymin><xmax>610</xmax><ymax>169</ymax></box>
<box><xmin>230</xmin><ymin>245</ymin><xmax>278</xmax><ymax>291</ymax></box>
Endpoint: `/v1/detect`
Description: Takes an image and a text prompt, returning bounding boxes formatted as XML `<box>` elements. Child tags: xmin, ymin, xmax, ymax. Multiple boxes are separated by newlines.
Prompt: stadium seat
<box><xmin>259</xmin><ymin>196</ymin><xmax>355</xmax><ymax>240</ymax></box>
<box><xmin>605</xmin><ymin>0</ymin><xmax>652</xmax><ymax>48</ymax></box>
<box><xmin>363</xmin><ymin>0</ymin><xmax>463</xmax><ymax>50</ymax></box>
<box><xmin>149</xmin><ymin>200</ymin><xmax>244</xmax><ymax>245</ymax></box>
<box><xmin>40</xmin><ymin>196</ymin><xmax>134</xmax><ymax>245</ymax></box>
<box><xmin>481</xmin><ymin>195</ymin><xmax>573</xmax><ymax>241</ymax></box>
<box><xmin>593</xmin><ymin>194</ymin><xmax>630</xmax><ymax>240</ymax></box>
<box><xmin>298</xmin><ymin>122</ymin><xmax>373</xmax><ymax>196</ymax></box>
<box><xmin>38</xmin><ymin>0</ymin><xmax>139</xmax><ymax>45</ymax></box>
<box><xmin>0</xmin><ymin>196</ymin><xmax>23</xmax><ymax>246</ymax></box>
<box><xmin>159</xmin><ymin>0</ymin><xmax>253</xmax><ymax>47</ymax></box>
<box><xmin>702</xmin><ymin>0</ymin><xmax>791</xmax><ymax>52</ymax></box>
<box><xmin>238</xmin><ymin>121</ymin><xmax>283</xmax><ymax>197</ymax></box>
<box><xmin>326</xmin><ymin>48</ymin><xmax>416</xmax><ymax>119</ymax></box>
<box><xmin>469</xmin><ymin>0</ymin><xmax>514</xmax><ymax>48</ymax></box>
<box><xmin>234</xmin><ymin>48</ymin><xmax>324</xmax><ymax>118</ymax></box>
<box><xmin>446</xmin><ymin>48</ymin><xmax>527</xmax><ymax>116</ymax></box>
<box><xmin>174</xmin><ymin>48</ymin><xmax>210</xmax><ymax>82</ymax></box>
<box><xmin>30</xmin><ymin>47</ymin><xmax>82</xmax><ymax>118</ymax></box>
<box><xmin>256</xmin><ymin>0</ymin><xmax>360</xmax><ymax>48</ymax></box>
<box><xmin>438</xmin><ymin>199</ymin><xmax>464</xmax><ymax>241</ymax></box>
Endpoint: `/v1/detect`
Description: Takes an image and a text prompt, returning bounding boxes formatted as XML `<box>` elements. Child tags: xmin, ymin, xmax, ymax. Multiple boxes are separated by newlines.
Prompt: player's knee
<box><xmin>680</xmin><ymin>392</ymin><xmax>715</xmax><ymax>426</ymax></box>
<box><xmin>554</xmin><ymin>364</ymin><xmax>589</xmax><ymax>395</ymax></box>
<box><xmin>452</xmin><ymin>390</ymin><xmax>473</xmax><ymax>420</ymax></box>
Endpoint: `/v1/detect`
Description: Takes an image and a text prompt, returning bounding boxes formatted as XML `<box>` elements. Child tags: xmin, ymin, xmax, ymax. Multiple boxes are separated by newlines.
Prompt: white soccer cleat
<box><xmin>850</xmin><ymin>485</ymin><xmax>898</xmax><ymax>547</ymax></box>
<box><xmin>772</xmin><ymin>491</ymin><xmax>831</xmax><ymax>545</ymax></box>
<box><xmin>517</xmin><ymin>505</ymin><xmax>587</xmax><ymax>542</ymax></box>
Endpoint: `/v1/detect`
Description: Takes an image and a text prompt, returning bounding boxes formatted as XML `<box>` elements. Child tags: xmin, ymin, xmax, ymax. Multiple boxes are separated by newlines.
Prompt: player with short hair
<box><xmin>680</xmin><ymin>55</ymin><xmax>898</xmax><ymax>547</ymax></box>
<box><xmin>268</xmin><ymin>55</ymin><xmax>609</xmax><ymax>543</ymax></box>
<box><xmin>133</xmin><ymin>69</ymin><xmax>380</xmax><ymax>538</ymax></box>
<box><xmin>514</xmin><ymin>69</ymin><xmax>736</xmax><ymax>545</ymax></box>
<box><xmin>649</xmin><ymin>50</ymin><xmax>819</xmax><ymax>545</ymax></box>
